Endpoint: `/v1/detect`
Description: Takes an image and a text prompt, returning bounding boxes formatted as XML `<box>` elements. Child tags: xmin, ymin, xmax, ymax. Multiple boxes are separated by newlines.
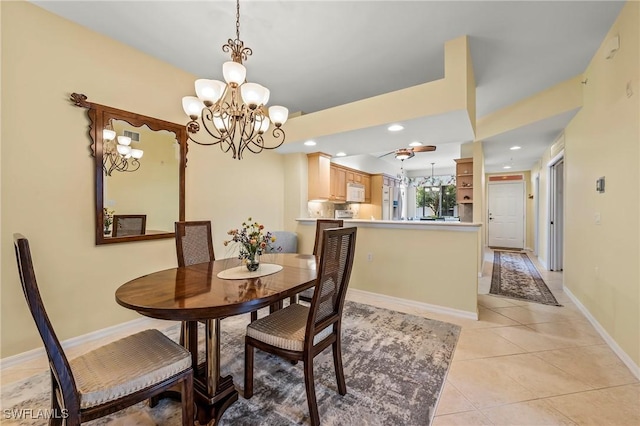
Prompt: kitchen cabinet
<box><xmin>330</xmin><ymin>165</ymin><xmax>347</xmax><ymax>201</ymax></box>
<box><xmin>307</xmin><ymin>153</ymin><xmax>371</xmax><ymax>203</ymax></box>
<box><xmin>308</xmin><ymin>152</ymin><xmax>331</xmax><ymax>200</ymax></box>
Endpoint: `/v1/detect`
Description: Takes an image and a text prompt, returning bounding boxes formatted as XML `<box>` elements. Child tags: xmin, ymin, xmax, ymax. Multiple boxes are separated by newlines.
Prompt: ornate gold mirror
<box><xmin>71</xmin><ymin>93</ymin><xmax>186</xmax><ymax>245</ymax></box>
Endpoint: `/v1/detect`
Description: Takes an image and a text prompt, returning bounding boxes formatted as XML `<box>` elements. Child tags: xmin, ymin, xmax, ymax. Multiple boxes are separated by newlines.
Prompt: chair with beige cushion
<box><xmin>13</xmin><ymin>234</ymin><xmax>194</xmax><ymax>426</ymax></box>
<box><xmin>297</xmin><ymin>219</ymin><xmax>343</xmax><ymax>303</ymax></box>
<box><xmin>244</xmin><ymin>226</ymin><xmax>357</xmax><ymax>426</ymax></box>
<box><xmin>112</xmin><ymin>214</ymin><xmax>147</xmax><ymax>237</ymax></box>
<box><xmin>175</xmin><ymin>220</ymin><xmax>215</xmax><ymax>267</ymax></box>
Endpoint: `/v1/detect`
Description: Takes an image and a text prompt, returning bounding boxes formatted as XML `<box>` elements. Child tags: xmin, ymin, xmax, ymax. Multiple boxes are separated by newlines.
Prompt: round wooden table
<box><xmin>115</xmin><ymin>253</ymin><xmax>318</xmax><ymax>425</ymax></box>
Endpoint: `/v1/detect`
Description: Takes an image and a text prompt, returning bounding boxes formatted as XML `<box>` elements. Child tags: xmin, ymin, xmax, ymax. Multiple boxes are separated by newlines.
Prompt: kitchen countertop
<box><xmin>296</xmin><ymin>218</ymin><xmax>482</xmax><ymax>230</ymax></box>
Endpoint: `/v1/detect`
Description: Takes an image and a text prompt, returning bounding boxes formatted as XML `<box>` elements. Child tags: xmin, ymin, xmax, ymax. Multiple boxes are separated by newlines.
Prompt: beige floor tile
<box><xmin>432</xmin><ymin>410</ymin><xmax>494</xmax><ymax>425</ymax></box>
<box><xmin>491</xmin><ymin>353</ymin><xmax>594</xmax><ymax>397</ymax></box>
<box><xmin>447</xmin><ymin>358</ymin><xmax>536</xmax><ymax>409</ymax></box>
<box><xmin>490</xmin><ymin>325</ymin><xmax>575</xmax><ymax>352</ymax></box>
<box><xmin>435</xmin><ymin>382</ymin><xmax>476</xmax><ymax>415</ymax></box>
<box><xmin>491</xmin><ymin>305</ymin><xmax>578</xmax><ymax>325</ymax></box>
<box><xmin>527</xmin><ymin>320</ymin><xmax>605</xmax><ymax>347</ymax></box>
<box><xmin>453</xmin><ymin>328</ymin><xmax>527</xmax><ymax>361</ymax></box>
<box><xmin>478</xmin><ymin>294</ymin><xmax>520</xmax><ymax>309</ymax></box>
<box><xmin>534</xmin><ymin>345</ymin><xmax>639</xmax><ymax>388</ymax></box>
<box><xmin>481</xmin><ymin>399</ymin><xmax>577</xmax><ymax>425</ymax></box>
<box><xmin>427</xmin><ymin>306</ymin><xmax>520</xmax><ymax>330</ymax></box>
<box><xmin>546</xmin><ymin>383</ymin><xmax>640</xmax><ymax>426</ymax></box>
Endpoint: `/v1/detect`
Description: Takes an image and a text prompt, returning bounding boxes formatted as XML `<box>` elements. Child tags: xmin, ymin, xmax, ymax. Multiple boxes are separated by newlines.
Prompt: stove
<box><xmin>334</xmin><ymin>210</ymin><xmax>355</xmax><ymax>219</ymax></box>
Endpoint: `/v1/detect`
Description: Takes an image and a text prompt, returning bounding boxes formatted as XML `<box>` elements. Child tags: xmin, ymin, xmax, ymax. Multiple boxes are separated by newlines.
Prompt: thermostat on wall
<box><xmin>596</xmin><ymin>176</ymin><xmax>605</xmax><ymax>193</ymax></box>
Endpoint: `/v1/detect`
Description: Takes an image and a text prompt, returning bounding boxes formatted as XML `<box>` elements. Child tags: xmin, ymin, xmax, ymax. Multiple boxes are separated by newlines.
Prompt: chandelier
<box><xmin>182</xmin><ymin>0</ymin><xmax>289</xmax><ymax>160</ymax></box>
<box><xmin>101</xmin><ymin>122</ymin><xmax>143</xmax><ymax>176</ymax></box>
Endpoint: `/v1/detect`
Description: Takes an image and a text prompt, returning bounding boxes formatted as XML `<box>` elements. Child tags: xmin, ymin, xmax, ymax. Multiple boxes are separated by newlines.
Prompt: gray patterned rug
<box><xmin>1</xmin><ymin>301</ymin><xmax>460</xmax><ymax>425</ymax></box>
<box><xmin>490</xmin><ymin>251</ymin><xmax>562</xmax><ymax>306</ymax></box>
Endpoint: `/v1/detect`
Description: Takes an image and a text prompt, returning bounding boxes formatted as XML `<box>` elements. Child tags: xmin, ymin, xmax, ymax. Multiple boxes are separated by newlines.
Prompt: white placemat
<box><xmin>217</xmin><ymin>263</ymin><xmax>283</xmax><ymax>280</ymax></box>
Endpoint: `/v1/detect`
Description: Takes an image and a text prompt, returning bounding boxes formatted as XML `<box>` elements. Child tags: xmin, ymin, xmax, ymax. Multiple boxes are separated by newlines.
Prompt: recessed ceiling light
<box><xmin>387</xmin><ymin>124</ymin><xmax>404</xmax><ymax>132</ymax></box>
<box><xmin>510</xmin><ymin>146</ymin><xmax>521</xmax><ymax>150</ymax></box>
<box><xmin>409</xmin><ymin>141</ymin><xmax>422</xmax><ymax>147</ymax></box>
<box><xmin>304</xmin><ymin>140</ymin><xmax>316</xmax><ymax>146</ymax></box>
<box><xmin>503</xmin><ymin>165</ymin><xmax>512</xmax><ymax>169</ymax></box>
<box><xmin>336</xmin><ymin>152</ymin><xmax>347</xmax><ymax>157</ymax></box>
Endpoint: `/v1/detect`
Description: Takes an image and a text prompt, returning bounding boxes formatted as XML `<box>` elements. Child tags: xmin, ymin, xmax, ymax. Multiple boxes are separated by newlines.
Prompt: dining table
<box><xmin>115</xmin><ymin>253</ymin><xmax>318</xmax><ymax>425</ymax></box>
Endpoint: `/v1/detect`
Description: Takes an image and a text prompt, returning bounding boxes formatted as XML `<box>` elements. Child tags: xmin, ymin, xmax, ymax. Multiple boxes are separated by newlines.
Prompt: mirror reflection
<box><xmin>102</xmin><ymin>121</ymin><xmax>180</xmax><ymax>237</ymax></box>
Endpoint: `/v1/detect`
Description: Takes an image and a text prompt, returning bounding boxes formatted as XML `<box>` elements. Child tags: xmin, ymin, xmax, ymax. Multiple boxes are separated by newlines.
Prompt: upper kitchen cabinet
<box><xmin>307</xmin><ymin>153</ymin><xmax>371</xmax><ymax>203</ymax></box>
<box><xmin>330</xmin><ymin>165</ymin><xmax>347</xmax><ymax>202</ymax></box>
<box><xmin>308</xmin><ymin>152</ymin><xmax>331</xmax><ymax>200</ymax></box>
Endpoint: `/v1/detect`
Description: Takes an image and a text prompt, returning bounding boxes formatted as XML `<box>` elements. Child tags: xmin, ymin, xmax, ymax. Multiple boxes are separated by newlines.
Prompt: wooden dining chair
<box><xmin>175</xmin><ymin>221</ymin><xmax>259</xmax><ymax>324</ymax></box>
<box><xmin>13</xmin><ymin>234</ymin><xmax>194</xmax><ymax>425</ymax></box>
<box><xmin>112</xmin><ymin>214</ymin><xmax>147</xmax><ymax>237</ymax></box>
<box><xmin>175</xmin><ymin>220</ymin><xmax>215</xmax><ymax>267</ymax></box>
<box><xmin>244</xmin><ymin>227</ymin><xmax>357</xmax><ymax>426</ymax></box>
<box><xmin>296</xmin><ymin>219</ymin><xmax>344</xmax><ymax>303</ymax></box>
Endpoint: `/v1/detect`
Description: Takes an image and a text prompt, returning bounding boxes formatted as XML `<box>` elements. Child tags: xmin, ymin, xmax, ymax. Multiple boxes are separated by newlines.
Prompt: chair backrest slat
<box><xmin>13</xmin><ymin>234</ymin><xmax>80</xmax><ymax>413</ymax></box>
<box><xmin>306</xmin><ymin>227</ymin><xmax>357</xmax><ymax>342</ymax></box>
<box><xmin>312</xmin><ymin>219</ymin><xmax>343</xmax><ymax>256</ymax></box>
<box><xmin>175</xmin><ymin>221</ymin><xmax>215</xmax><ymax>267</ymax></box>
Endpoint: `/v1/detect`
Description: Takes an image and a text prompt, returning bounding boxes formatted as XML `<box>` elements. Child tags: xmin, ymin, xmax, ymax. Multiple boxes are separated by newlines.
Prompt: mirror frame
<box><xmin>71</xmin><ymin>93</ymin><xmax>186</xmax><ymax>245</ymax></box>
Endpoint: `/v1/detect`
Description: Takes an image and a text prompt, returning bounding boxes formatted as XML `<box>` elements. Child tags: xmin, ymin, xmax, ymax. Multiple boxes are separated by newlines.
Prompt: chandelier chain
<box><xmin>236</xmin><ymin>0</ymin><xmax>241</xmax><ymax>41</ymax></box>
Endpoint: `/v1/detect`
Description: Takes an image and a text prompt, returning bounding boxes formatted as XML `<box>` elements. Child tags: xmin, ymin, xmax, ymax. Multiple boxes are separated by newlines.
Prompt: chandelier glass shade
<box><xmin>182</xmin><ymin>0</ymin><xmax>289</xmax><ymax>160</ymax></box>
<box><xmin>102</xmin><ymin>126</ymin><xmax>143</xmax><ymax>176</ymax></box>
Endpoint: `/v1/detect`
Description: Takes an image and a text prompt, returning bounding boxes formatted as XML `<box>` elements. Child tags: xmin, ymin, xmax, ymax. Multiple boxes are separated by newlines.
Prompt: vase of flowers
<box><xmin>224</xmin><ymin>218</ymin><xmax>277</xmax><ymax>272</ymax></box>
<box><xmin>103</xmin><ymin>207</ymin><xmax>115</xmax><ymax>235</ymax></box>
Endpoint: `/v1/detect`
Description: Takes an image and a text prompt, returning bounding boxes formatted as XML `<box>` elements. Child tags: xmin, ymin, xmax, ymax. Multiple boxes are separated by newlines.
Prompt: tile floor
<box><xmin>1</xmin><ymin>249</ymin><xmax>638</xmax><ymax>425</ymax></box>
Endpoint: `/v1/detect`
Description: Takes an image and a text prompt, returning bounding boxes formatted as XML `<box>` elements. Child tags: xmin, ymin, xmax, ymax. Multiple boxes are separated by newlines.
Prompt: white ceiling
<box><xmin>30</xmin><ymin>0</ymin><xmax>624</xmax><ymax>176</ymax></box>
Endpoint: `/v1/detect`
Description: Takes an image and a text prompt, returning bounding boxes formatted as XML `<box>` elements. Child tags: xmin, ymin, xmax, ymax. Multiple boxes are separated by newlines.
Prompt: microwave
<box><xmin>346</xmin><ymin>183</ymin><xmax>365</xmax><ymax>202</ymax></box>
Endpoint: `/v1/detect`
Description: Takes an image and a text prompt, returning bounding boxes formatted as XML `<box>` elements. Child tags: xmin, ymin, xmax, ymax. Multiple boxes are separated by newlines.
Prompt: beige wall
<box><xmin>1</xmin><ymin>1</ymin><xmax>285</xmax><ymax>357</ymax></box>
<box><xmin>561</xmin><ymin>1</ymin><xmax>639</xmax><ymax>367</ymax></box>
<box><xmin>296</xmin><ymin>222</ymin><xmax>480</xmax><ymax>315</ymax></box>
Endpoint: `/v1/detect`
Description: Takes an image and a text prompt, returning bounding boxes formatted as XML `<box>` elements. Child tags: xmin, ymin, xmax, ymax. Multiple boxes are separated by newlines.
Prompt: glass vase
<box><xmin>246</xmin><ymin>253</ymin><xmax>260</xmax><ymax>272</ymax></box>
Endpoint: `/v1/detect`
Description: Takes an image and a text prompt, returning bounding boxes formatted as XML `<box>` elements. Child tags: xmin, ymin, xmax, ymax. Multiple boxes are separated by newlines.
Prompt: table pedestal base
<box><xmin>194</xmin><ymin>374</ymin><xmax>238</xmax><ymax>425</ymax></box>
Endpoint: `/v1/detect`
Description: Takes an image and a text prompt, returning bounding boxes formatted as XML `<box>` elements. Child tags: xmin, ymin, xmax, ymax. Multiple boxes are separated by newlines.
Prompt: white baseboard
<box><xmin>347</xmin><ymin>288</ymin><xmax>478</xmax><ymax>320</ymax></box>
<box><xmin>563</xmin><ymin>287</ymin><xmax>640</xmax><ymax>380</ymax></box>
<box><xmin>1</xmin><ymin>317</ymin><xmax>177</xmax><ymax>371</ymax></box>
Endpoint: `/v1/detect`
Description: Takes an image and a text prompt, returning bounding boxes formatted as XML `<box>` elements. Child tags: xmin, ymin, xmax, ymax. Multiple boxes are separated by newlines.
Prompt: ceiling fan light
<box><xmin>222</xmin><ymin>61</ymin><xmax>246</xmax><ymax>86</ymax></box>
<box><xmin>396</xmin><ymin>153</ymin><xmax>411</xmax><ymax>160</ymax></box>
<box><xmin>409</xmin><ymin>141</ymin><xmax>422</xmax><ymax>147</ymax></box>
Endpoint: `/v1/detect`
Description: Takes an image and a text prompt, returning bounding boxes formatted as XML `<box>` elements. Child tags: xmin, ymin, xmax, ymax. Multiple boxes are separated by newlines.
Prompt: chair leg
<box><xmin>49</xmin><ymin>371</ymin><xmax>64</xmax><ymax>426</ymax></box>
<box><xmin>332</xmin><ymin>338</ymin><xmax>347</xmax><ymax>395</ymax></box>
<box><xmin>181</xmin><ymin>372</ymin><xmax>194</xmax><ymax>425</ymax></box>
<box><xmin>244</xmin><ymin>341</ymin><xmax>254</xmax><ymax>398</ymax></box>
<box><xmin>289</xmin><ymin>295</ymin><xmax>297</xmax><ymax>305</ymax></box>
<box><xmin>303</xmin><ymin>358</ymin><xmax>320</xmax><ymax>426</ymax></box>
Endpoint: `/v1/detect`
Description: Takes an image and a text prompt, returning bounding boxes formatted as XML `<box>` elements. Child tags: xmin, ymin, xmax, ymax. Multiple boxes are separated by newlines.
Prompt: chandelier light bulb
<box><xmin>130</xmin><ymin>149</ymin><xmax>144</xmax><ymax>159</ymax></box>
<box><xmin>213</xmin><ymin>113</ymin><xmax>230</xmax><ymax>132</ymax></box>
<box><xmin>241</xmin><ymin>82</ymin><xmax>267</xmax><ymax>109</ymax></box>
<box><xmin>103</xmin><ymin>129</ymin><xmax>116</xmax><ymax>141</ymax></box>
<box><xmin>195</xmin><ymin>79</ymin><xmax>226</xmax><ymax>106</ymax></box>
<box><xmin>222</xmin><ymin>61</ymin><xmax>247</xmax><ymax>87</ymax></box>
<box><xmin>257</xmin><ymin>116</ymin><xmax>270</xmax><ymax>134</ymax></box>
<box><xmin>261</xmin><ymin>87</ymin><xmax>270</xmax><ymax>105</ymax></box>
<box><xmin>182</xmin><ymin>96</ymin><xmax>205</xmax><ymax>119</ymax></box>
<box><xmin>268</xmin><ymin>106</ymin><xmax>289</xmax><ymax>127</ymax></box>
<box><xmin>117</xmin><ymin>136</ymin><xmax>132</xmax><ymax>146</ymax></box>
<box><xmin>117</xmin><ymin>145</ymin><xmax>132</xmax><ymax>156</ymax></box>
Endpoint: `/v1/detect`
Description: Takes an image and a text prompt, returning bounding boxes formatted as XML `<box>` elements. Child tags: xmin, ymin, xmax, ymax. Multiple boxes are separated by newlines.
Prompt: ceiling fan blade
<box><xmin>412</xmin><ymin>145</ymin><xmax>437</xmax><ymax>153</ymax></box>
<box><xmin>378</xmin><ymin>151</ymin><xmax>395</xmax><ymax>158</ymax></box>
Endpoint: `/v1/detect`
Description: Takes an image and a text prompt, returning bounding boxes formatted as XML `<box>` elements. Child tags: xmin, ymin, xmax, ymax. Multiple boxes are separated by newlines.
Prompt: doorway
<box><xmin>488</xmin><ymin>180</ymin><xmax>525</xmax><ymax>249</ymax></box>
<box><xmin>549</xmin><ymin>156</ymin><xmax>564</xmax><ymax>271</ymax></box>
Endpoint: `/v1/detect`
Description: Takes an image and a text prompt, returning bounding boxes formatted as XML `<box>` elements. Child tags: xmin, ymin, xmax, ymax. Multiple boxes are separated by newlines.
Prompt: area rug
<box><xmin>0</xmin><ymin>301</ymin><xmax>460</xmax><ymax>425</ymax></box>
<box><xmin>490</xmin><ymin>251</ymin><xmax>562</xmax><ymax>306</ymax></box>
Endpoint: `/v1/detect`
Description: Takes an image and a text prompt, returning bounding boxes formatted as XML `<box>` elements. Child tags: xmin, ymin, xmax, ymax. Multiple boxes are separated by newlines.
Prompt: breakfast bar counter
<box><xmin>295</xmin><ymin>218</ymin><xmax>482</xmax><ymax>319</ymax></box>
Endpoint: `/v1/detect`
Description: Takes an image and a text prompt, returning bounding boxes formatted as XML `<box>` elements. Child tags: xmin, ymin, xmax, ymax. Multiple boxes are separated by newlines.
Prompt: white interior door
<box><xmin>488</xmin><ymin>181</ymin><xmax>525</xmax><ymax>249</ymax></box>
<box><xmin>549</xmin><ymin>158</ymin><xmax>564</xmax><ymax>271</ymax></box>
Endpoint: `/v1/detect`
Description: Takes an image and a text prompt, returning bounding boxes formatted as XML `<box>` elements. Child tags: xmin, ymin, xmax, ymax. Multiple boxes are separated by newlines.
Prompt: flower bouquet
<box><xmin>103</xmin><ymin>208</ymin><xmax>115</xmax><ymax>235</ymax></box>
<box><xmin>224</xmin><ymin>218</ymin><xmax>277</xmax><ymax>271</ymax></box>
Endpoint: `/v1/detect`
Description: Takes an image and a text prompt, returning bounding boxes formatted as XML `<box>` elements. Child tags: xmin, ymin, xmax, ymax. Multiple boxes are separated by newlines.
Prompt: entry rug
<box><xmin>490</xmin><ymin>251</ymin><xmax>562</xmax><ymax>306</ymax></box>
<box><xmin>0</xmin><ymin>301</ymin><xmax>460</xmax><ymax>425</ymax></box>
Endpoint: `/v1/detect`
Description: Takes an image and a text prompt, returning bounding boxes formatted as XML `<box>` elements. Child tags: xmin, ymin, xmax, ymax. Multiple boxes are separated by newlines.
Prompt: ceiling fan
<box><xmin>379</xmin><ymin>145</ymin><xmax>436</xmax><ymax>160</ymax></box>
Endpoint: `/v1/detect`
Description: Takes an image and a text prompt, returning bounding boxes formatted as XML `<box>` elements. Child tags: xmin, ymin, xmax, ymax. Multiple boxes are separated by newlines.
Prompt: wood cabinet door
<box><xmin>362</xmin><ymin>175</ymin><xmax>371</xmax><ymax>202</ymax></box>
